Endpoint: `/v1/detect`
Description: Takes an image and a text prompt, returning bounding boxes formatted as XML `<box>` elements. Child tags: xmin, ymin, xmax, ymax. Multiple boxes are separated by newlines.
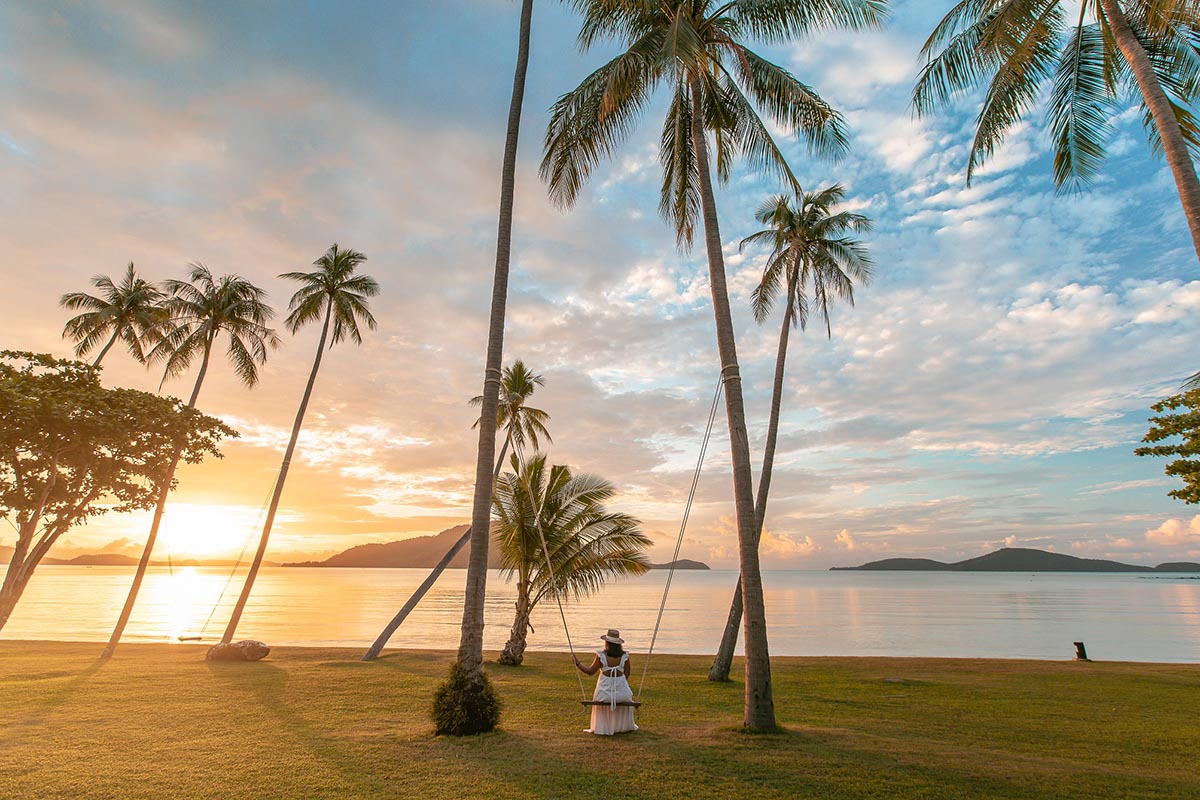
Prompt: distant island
<box><xmin>0</xmin><ymin>545</ymin><xmax>276</xmax><ymax>568</ymax></box>
<box><xmin>833</xmin><ymin>547</ymin><xmax>1200</xmax><ymax>573</ymax></box>
<box><xmin>283</xmin><ymin>525</ymin><xmax>709</xmax><ymax>570</ymax></box>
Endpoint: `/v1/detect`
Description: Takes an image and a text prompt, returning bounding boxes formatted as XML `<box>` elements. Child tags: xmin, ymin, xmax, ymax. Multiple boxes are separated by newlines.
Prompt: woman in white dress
<box><xmin>574</xmin><ymin>629</ymin><xmax>638</xmax><ymax>735</ymax></box>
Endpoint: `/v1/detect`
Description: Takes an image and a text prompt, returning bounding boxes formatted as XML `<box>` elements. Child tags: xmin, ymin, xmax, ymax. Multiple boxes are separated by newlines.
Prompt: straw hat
<box><xmin>600</xmin><ymin>629</ymin><xmax>624</xmax><ymax>644</ymax></box>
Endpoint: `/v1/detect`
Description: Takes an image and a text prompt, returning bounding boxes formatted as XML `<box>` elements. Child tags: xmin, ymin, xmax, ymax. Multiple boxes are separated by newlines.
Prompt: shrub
<box><xmin>431</xmin><ymin>662</ymin><xmax>501</xmax><ymax>735</ymax></box>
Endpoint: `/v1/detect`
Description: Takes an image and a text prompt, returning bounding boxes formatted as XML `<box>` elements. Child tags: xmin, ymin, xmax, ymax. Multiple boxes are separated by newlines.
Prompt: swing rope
<box><xmin>636</xmin><ymin>374</ymin><xmax>723</xmax><ymax>702</ymax></box>
<box><xmin>512</xmin><ymin>440</ymin><xmax>588</xmax><ymax>700</ymax></box>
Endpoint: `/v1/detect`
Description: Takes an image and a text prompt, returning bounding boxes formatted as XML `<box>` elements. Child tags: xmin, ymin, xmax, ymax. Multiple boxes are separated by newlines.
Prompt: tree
<box><xmin>493</xmin><ymin>453</ymin><xmax>650</xmax><ymax>665</ymax></box>
<box><xmin>60</xmin><ymin>263</ymin><xmax>167</xmax><ymax>366</ymax></box>
<box><xmin>363</xmin><ymin>359</ymin><xmax>552</xmax><ymax>661</ymax></box>
<box><xmin>542</xmin><ymin>0</ymin><xmax>885</xmax><ymax>729</ymax></box>
<box><xmin>0</xmin><ymin>352</ymin><xmax>234</xmax><ymax>631</ymax></box>
<box><xmin>709</xmin><ymin>185</ymin><xmax>872</xmax><ymax>681</ymax></box>
<box><xmin>221</xmin><ymin>244</ymin><xmax>378</xmax><ymax>644</ymax></box>
<box><xmin>1136</xmin><ymin>388</ymin><xmax>1200</xmax><ymax>503</ymax></box>
<box><xmin>103</xmin><ymin>264</ymin><xmax>278</xmax><ymax>658</ymax></box>
<box><xmin>912</xmin><ymin>0</ymin><xmax>1200</xmax><ymax>263</ymax></box>
<box><xmin>441</xmin><ymin>0</ymin><xmax>535</xmax><ymax>734</ymax></box>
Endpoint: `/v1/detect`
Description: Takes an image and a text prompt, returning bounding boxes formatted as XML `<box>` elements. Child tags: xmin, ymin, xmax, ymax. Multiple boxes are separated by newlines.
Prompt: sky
<box><xmin>2</xmin><ymin>0</ymin><xmax>1199</xmax><ymax>570</ymax></box>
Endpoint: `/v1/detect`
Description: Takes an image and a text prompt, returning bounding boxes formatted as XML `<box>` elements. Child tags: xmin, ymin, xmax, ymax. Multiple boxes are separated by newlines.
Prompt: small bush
<box><xmin>431</xmin><ymin>662</ymin><xmax>501</xmax><ymax>736</ymax></box>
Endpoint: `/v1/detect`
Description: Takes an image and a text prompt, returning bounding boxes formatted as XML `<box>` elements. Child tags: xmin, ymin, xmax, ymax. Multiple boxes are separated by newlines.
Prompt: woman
<box><xmin>574</xmin><ymin>628</ymin><xmax>638</xmax><ymax>735</ymax></box>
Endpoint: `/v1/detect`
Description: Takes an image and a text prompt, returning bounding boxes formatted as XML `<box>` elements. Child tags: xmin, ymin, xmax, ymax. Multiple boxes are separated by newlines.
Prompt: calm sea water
<box><xmin>2</xmin><ymin>566</ymin><xmax>1199</xmax><ymax>662</ymax></box>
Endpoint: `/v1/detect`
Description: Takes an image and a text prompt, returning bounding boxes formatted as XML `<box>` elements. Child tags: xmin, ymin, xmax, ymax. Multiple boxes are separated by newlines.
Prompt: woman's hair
<box><xmin>605</xmin><ymin>640</ymin><xmax>623</xmax><ymax>659</ymax></box>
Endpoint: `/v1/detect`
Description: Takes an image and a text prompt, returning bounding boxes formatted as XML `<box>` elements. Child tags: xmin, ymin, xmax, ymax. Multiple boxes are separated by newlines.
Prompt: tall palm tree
<box><xmin>446</xmin><ymin>0</ymin><xmax>535</xmax><ymax>732</ymax></box>
<box><xmin>708</xmin><ymin>185</ymin><xmax>873</xmax><ymax>681</ymax></box>
<box><xmin>60</xmin><ymin>262</ymin><xmax>167</xmax><ymax>367</ymax></box>
<box><xmin>102</xmin><ymin>264</ymin><xmax>279</xmax><ymax>658</ymax></box>
<box><xmin>221</xmin><ymin>245</ymin><xmax>378</xmax><ymax>644</ymax></box>
<box><xmin>494</xmin><ymin>453</ymin><xmax>650</xmax><ymax>665</ymax></box>
<box><xmin>542</xmin><ymin>0</ymin><xmax>885</xmax><ymax>729</ymax></box>
<box><xmin>913</xmin><ymin>0</ymin><xmax>1200</xmax><ymax>262</ymax></box>
<box><xmin>363</xmin><ymin>359</ymin><xmax>552</xmax><ymax>661</ymax></box>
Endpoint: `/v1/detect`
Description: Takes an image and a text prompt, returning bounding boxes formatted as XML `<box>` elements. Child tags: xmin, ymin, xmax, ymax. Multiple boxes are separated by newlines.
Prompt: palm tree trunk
<box><xmin>455</xmin><ymin>0</ymin><xmax>533</xmax><ymax>693</ymax></box>
<box><xmin>689</xmin><ymin>79</ymin><xmax>775</xmax><ymax>729</ymax></box>
<box><xmin>92</xmin><ymin>330</ymin><xmax>120</xmax><ymax>367</ymax></box>
<box><xmin>708</xmin><ymin>273</ymin><xmax>796</xmax><ymax>682</ymax></box>
<box><xmin>102</xmin><ymin>340</ymin><xmax>212</xmax><ymax>659</ymax></box>
<box><xmin>498</xmin><ymin>577</ymin><xmax>532</xmax><ymax>665</ymax></box>
<box><xmin>220</xmin><ymin>301</ymin><xmax>334</xmax><ymax>644</ymax></box>
<box><xmin>1099</xmin><ymin>0</ymin><xmax>1200</xmax><ymax>262</ymax></box>
<box><xmin>362</xmin><ymin>440</ymin><xmax>510</xmax><ymax>661</ymax></box>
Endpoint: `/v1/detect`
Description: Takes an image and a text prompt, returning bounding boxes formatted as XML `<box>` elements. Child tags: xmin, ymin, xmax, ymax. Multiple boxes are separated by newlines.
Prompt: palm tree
<box><xmin>446</xmin><ymin>0</ymin><xmax>535</xmax><ymax>732</ymax></box>
<box><xmin>363</xmin><ymin>359</ymin><xmax>552</xmax><ymax>661</ymax></box>
<box><xmin>493</xmin><ymin>453</ymin><xmax>650</xmax><ymax>665</ymax></box>
<box><xmin>542</xmin><ymin>0</ymin><xmax>885</xmax><ymax>729</ymax></box>
<box><xmin>220</xmin><ymin>245</ymin><xmax>378</xmax><ymax>644</ymax></box>
<box><xmin>60</xmin><ymin>263</ymin><xmax>167</xmax><ymax>366</ymax></box>
<box><xmin>102</xmin><ymin>264</ymin><xmax>279</xmax><ymax>658</ymax></box>
<box><xmin>708</xmin><ymin>185</ymin><xmax>873</xmax><ymax>681</ymax></box>
<box><xmin>913</xmin><ymin>0</ymin><xmax>1200</xmax><ymax>262</ymax></box>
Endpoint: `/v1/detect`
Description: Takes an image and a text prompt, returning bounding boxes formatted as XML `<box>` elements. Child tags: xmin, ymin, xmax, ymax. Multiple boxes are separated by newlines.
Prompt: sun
<box><xmin>159</xmin><ymin>503</ymin><xmax>266</xmax><ymax>560</ymax></box>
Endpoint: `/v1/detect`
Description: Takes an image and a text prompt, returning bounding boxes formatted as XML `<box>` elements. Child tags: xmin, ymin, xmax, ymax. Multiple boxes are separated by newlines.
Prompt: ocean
<box><xmin>2</xmin><ymin>566</ymin><xmax>1198</xmax><ymax>662</ymax></box>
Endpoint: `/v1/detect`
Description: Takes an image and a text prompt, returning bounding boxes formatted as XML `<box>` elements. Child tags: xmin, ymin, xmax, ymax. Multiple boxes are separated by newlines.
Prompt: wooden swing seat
<box><xmin>580</xmin><ymin>700</ymin><xmax>641</xmax><ymax>707</ymax></box>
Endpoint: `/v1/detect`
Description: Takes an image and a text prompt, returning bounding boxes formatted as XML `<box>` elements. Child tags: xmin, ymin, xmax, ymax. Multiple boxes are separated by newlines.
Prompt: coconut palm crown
<box><xmin>470</xmin><ymin>360</ymin><xmax>553</xmax><ymax>463</ymax></box>
<box><xmin>151</xmin><ymin>263</ymin><xmax>281</xmax><ymax>393</ymax></box>
<box><xmin>912</xmin><ymin>0</ymin><xmax>1200</xmax><ymax>193</ymax></box>
<box><xmin>542</xmin><ymin>0</ymin><xmax>887</xmax><ymax>244</ymax></box>
<box><xmin>279</xmin><ymin>244</ymin><xmax>379</xmax><ymax>345</ymax></box>
<box><xmin>60</xmin><ymin>262</ymin><xmax>167</xmax><ymax>366</ymax></box>
<box><xmin>744</xmin><ymin>184</ymin><xmax>873</xmax><ymax>335</ymax></box>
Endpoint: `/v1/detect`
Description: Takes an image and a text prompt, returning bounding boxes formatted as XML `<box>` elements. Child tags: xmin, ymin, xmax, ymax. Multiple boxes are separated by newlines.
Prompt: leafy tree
<box><xmin>220</xmin><ymin>244</ymin><xmax>378</xmax><ymax>644</ymax></box>
<box><xmin>709</xmin><ymin>185</ymin><xmax>872</xmax><ymax>681</ymax></box>
<box><xmin>912</xmin><ymin>0</ymin><xmax>1200</xmax><ymax>262</ymax></box>
<box><xmin>0</xmin><ymin>352</ymin><xmax>234</xmax><ymax>631</ymax></box>
<box><xmin>493</xmin><ymin>453</ymin><xmax>650</xmax><ymax>665</ymax></box>
<box><xmin>1136</xmin><ymin>388</ymin><xmax>1200</xmax><ymax>503</ymax></box>
<box><xmin>103</xmin><ymin>264</ymin><xmax>278</xmax><ymax>658</ymax></box>
<box><xmin>446</xmin><ymin>0</ymin><xmax>536</xmax><ymax>736</ymax></box>
<box><xmin>60</xmin><ymin>263</ymin><xmax>167</xmax><ymax>366</ymax></box>
<box><xmin>364</xmin><ymin>359</ymin><xmax>552</xmax><ymax>661</ymax></box>
<box><xmin>542</xmin><ymin>0</ymin><xmax>885</xmax><ymax>729</ymax></box>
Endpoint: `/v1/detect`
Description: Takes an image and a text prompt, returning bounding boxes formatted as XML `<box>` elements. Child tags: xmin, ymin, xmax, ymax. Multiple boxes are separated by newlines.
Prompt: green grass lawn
<box><xmin>0</xmin><ymin>642</ymin><xmax>1196</xmax><ymax>799</ymax></box>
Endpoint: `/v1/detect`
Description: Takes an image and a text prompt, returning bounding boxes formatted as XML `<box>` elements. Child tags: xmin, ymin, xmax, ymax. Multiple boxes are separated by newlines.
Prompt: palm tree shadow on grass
<box><xmin>204</xmin><ymin>661</ymin><xmax>385</xmax><ymax>794</ymax></box>
<box><xmin>0</xmin><ymin>657</ymin><xmax>107</xmax><ymax>751</ymax></box>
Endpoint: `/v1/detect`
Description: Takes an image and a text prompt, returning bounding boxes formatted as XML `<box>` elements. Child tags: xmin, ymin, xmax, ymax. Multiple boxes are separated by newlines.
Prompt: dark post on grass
<box><xmin>1073</xmin><ymin>641</ymin><xmax>1090</xmax><ymax>661</ymax></box>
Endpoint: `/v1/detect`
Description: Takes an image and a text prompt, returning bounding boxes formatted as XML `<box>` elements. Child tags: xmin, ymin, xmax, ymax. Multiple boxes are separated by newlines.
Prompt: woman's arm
<box><xmin>573</xmin><ymin>655</ymin><xmax>601</xmax><ymax>676</ymax></box>
<box><xmin>623</xmin><ymin>656</ymin><xmax>632</xmax><ymax>678</ymax></box>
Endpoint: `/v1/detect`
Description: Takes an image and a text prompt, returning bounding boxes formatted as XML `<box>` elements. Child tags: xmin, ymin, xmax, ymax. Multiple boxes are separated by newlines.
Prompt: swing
<box><xmin>524</xmin><ymin>376</ymin><xmax>724</xmax><ymax>711</ymax></box>
<box><xmin>173</xmin><ymin>483</ymin><xmax>273</xmax><ymax>642</ymax></box>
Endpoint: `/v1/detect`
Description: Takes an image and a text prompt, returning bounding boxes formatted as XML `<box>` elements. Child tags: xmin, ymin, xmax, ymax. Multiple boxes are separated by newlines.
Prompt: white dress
<box><xmin>587</xmin><ymin>650</ymin><xmax>638</xmax><ymax>735</ymax></box>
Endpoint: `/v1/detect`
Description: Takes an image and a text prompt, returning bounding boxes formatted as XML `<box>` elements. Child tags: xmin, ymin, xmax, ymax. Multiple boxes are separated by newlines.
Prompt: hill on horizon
<box><xmin>833</xmin><ymin>547</ymin><xmax>1200</xmax><ymax>573</ymax></box>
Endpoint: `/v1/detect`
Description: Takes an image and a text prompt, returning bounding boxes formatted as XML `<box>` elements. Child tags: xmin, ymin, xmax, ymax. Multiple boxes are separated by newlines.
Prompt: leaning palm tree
<box><xmin>102</xmin><ymin>264</ymin><xmax>279</xmax><ymax>658</ymax></box>
<box><xmin>709</xmin><ymin>185</ymin><xmax>873</xmax><ymax>681</ymax></box>
<box><xmin>221</xmin><ymin>244</ymin><xmax>378</xmax><ymax>644</ymax></box>
<box><xmin>60</xmin><ymin>262</ymin><xmax>167</xmax><ymax>366</ymax></box>
<box><xmin>363</xmin><ymin>359</ymin><xmax>552</xmax><ymax>661</ymax></box>
<box><xmin>542</xmin><ymin>0</ymin><xmax>885</xmax><ymax>729</ymax></box>
<box><xmin>913</xmin><ymin>0</ymin><xmax>1200</xmax><ymax>262</ymax></box>
<box><xmin>443</xmin><ymin>0</ymin><xmax>535</xmax><ymax>735</ymax></box>
<box><xmin>494</xmin><ymin>453</ymin><xmax>650</xmax><ymax>666</ymax></box>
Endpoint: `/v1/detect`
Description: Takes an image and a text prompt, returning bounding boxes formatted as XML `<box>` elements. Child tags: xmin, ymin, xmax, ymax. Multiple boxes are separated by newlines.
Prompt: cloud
<box><xmin>1145</xmin><ymin>516</ymin><xmax>1200</xmax><ymax>548</ymax></box>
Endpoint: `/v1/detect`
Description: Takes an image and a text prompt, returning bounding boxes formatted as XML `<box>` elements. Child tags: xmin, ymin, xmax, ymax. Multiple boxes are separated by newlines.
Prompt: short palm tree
<box><xmin>709</xmin><ymin>185</ymin><xmax>872</xmax><ymax>681</ymax></box>
<box><xmin>102</xmin><ymin>264</ymin><xmax>279</xmax><ymax>658</ymax></box>
<box><xmin>493</xmin><ymin>453</ymin><xmax>650</xmax><ymax>666</ymax></box>
<box><xmin>542</xmin><ymin>0</ymin><xmax>886</xmax><ymax>729</ymax></box>
<box><xmin>364</xmin><ymin>359</ymin><xmax>552</xmax><ymax>661</ymax></box>
<box><xmin>913</xmin><ymin>0</ymin><xmax>1200</xmax><ymax>262</ymax></box>
<box><xmin>60</xmin><ymin>262</ymin><xmax>167</xmax><ymax>366</ymax></box>
<box><xmin>221</xmin><ymin>244</ymin><xmax>378</xmax><ymax>644</ymax></box>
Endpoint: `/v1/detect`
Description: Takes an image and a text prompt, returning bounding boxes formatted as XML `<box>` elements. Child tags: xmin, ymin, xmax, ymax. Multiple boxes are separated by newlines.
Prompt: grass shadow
<box><xmin>0</xmin><ymin>656</ymin><xmax>107</xmax><ymax>750</ymax></box>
